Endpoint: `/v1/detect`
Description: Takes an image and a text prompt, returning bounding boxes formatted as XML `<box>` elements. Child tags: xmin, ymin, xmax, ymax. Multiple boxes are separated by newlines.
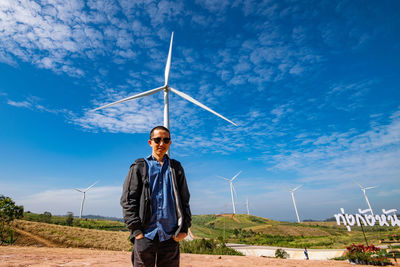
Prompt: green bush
<box><xmin>180</xmin><ymin>238</ymin><xmax>243</xmax><ymax>256</ymax></box>
<box><xmin>66</xmin><ymin>212</ymin><xmax>74</xmax><ymax>226</ymax></box>
<box><xmin>275</xmin><ymin>248</ymin><xmax>289</xmax><ymax>259</ymax></box>
<box><xmin>331</xmin><ymin>255</ymin><xmax>347</xmax><ymax>261</ymax></box>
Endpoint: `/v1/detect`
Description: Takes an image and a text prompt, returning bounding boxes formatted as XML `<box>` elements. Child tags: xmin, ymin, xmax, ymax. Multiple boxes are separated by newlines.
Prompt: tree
<box><xmin>66</xmin><ymin>212</ymin><xmax>74</xmax><ymax>226</ymax></box>
<box><xmin>0</xmin><ymin>195</ymin><xmax>24</xmax><ymax>244</ymax></box>
<box><xmin>39</xmin><ymin>211</ymin><xmax>52</xmax><ymax>223</ymax></box>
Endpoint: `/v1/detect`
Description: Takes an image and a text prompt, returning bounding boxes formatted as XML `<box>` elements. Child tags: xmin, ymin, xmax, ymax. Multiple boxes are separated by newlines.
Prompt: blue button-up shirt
<box><xmin>143</xmin><ymin>155</ymin><xmax>178</xmax><ymax>241</ymax></box>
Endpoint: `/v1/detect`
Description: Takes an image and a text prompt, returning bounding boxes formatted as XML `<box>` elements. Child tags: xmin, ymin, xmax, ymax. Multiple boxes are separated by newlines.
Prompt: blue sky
<box><xmin>1</xmin><ymin>0</ymin><xmax>399</xmax><ymax>221</ymax></box>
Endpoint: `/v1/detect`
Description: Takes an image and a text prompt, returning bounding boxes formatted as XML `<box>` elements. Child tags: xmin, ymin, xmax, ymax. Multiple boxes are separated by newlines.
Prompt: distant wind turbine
<box><xmin>73</xmin><ymin>181</ymin><xmax>98</xmax><ymax>219</ymax></box>
<box><xmin>246</xmin><ymin>197</ymin><xmax>250</xmax><ymax>215</ymax></box>
<box><xmin>92</xmin><ymin>32</ymin><xmax>237</xmax><ymax>138</ymax></box>
<box><xmin>355</xmin><ymin>181</ymin><xmax>377</xmax><ymax>215</ymax></box>
<box><xmin>218</xmin><ymin>171</ymin><xmax>241</xmax><ymax>214</ymax></box>
<box><xmin>289</xmin><ymin>185</ymin><xmax>302</xmax><ymax>223</ymax></box>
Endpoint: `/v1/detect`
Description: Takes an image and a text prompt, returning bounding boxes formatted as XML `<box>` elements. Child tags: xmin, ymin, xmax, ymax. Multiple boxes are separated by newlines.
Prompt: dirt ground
<box><xmin>0</xmin><ymin>246</ymin><xmax>355</xmax><ymax>267</ymax></box>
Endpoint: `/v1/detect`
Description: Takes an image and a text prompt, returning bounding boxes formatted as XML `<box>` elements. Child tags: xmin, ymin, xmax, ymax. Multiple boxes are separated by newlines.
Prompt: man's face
<box><xmin>148</xmin><ymin>129</ymin><xmax>171</xmax><ymax>159</ymax></box>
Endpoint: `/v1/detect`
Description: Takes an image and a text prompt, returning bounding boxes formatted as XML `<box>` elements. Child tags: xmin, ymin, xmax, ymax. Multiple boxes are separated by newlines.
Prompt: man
<box><xmin>304</xmin><ymin>247</ymin><xmax>309</xmax><ymax>260</ymax></box>
<box><xmin>121</xmin><ymin>126</ymin><xmax>191</xmax><ymax>267</ymax></box>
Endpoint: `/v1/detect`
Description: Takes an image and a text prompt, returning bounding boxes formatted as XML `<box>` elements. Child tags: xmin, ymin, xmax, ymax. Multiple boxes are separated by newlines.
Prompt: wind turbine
<box><xmin>92</xmin><ymin>32</ymin><xmax>237</xmax><ymax>136</ymax></box>
<box><xmin>73</xmin><ymin>181</ymin><xmax>98</xmax><ymax>219</ymax></box>
<box><xmin>289</xmin><ymin>185</ymin><xmax>302</xmax><ymax>223</ymax></box>
<box><xmin>355</xmin><ymin>181</ymin><xmax>377</xmax><ymax>215</ymax></box>
<box><xmin>246</xmin><ymin>197</ymin><xmax>250</xmax><ymax>215</ymax></box>
<box><xmin>218</xmin><ymin>171</ymin><xmax>241</xmax><ymax>214</ymax></box>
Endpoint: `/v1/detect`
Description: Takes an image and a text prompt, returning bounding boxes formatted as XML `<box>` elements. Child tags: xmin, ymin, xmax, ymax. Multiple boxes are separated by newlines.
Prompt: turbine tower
<box><xmin>73</xmin><ymin>181</ymin><xmax>98</xmax><ymax>219</ymax></box>
<box><xmin>355</xmin><ymin>182</ymin><xmax>377</xmax><ymax>215</ymax></box>
<box><xmin>289</xmin><ymin>185</ymin><xmax>302</xmax><ymax>223</ymax></box>
<box><xmin>246</xmin><ymin>197</ymin><xmax>250</xmax><ymax>215</ymax></box>
<box><xmin>92</xmin><ymin>32</ymin><xmax>237</xmax><ymax>138</ymax></box>
<box><xmin>218</xmin><ymin>171</ymin><xmax>241</xmax><ymax>214</ymax></box>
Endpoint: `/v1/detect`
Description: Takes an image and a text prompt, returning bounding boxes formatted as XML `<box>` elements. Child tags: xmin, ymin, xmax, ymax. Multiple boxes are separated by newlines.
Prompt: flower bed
<box><xmin>346</xmin><ymin>244</ymin><xmax>392</xmax><ymax>265</ymax></box>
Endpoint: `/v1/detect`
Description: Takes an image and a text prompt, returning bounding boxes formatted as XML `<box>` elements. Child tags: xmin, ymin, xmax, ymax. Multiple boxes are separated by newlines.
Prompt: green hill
<box><xmin>191</xmin><ymin>214</ymin><xmax>400</xmax><ymax>249</ymax></box>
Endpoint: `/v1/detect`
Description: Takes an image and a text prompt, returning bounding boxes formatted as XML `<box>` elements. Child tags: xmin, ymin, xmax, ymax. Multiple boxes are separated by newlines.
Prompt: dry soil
<box><xmin>0</xmin><ymin>245</ymin><xmax>355</xmax><ymax>267</ymax></box>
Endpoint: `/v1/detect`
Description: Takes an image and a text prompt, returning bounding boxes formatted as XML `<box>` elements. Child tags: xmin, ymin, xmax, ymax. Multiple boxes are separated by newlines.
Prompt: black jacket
<box><xmin>120</xmin><ymin>158</ymin><xmax>191</xmax><ymax>242</ymax></box>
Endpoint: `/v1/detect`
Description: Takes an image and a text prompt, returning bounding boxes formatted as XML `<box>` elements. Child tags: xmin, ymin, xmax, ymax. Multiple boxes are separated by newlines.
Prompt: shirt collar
<box><xmin>146</xmin><ymin>154</ymin><xmax>169</xmax><ymax>162</ymax></box>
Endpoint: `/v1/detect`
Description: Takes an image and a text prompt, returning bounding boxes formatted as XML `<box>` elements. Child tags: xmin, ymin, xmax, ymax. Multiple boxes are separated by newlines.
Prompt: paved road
<box><xmin>227</xmin><ymin>243</ymin><xmax>346</xmax><ymax>260</ymax></box>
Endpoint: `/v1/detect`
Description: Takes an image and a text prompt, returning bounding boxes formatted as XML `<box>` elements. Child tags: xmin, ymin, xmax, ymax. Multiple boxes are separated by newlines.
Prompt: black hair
<box><xmin>150</xmin><ymin>126</ymin><xmax>170</xmax><ymax>138</ymax></box>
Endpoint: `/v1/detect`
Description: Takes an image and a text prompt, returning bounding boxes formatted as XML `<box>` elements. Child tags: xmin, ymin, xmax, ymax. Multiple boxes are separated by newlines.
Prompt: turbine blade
<box><xmin>231</xmin><ymin>171</ymin><xmax>242</xmax><ymax>182</ymax></box>
<box><xmin>217</xmin><ymin>176</ymin><xmax>230</xmax><ymax>181</ymax></box>
<box><xmin>164</xmin><ymin>32</ymin><xmax>174</xmax><ymax>86</ymax></box>
<box><xmin>169</xmin><ymin>87</ymin><xmax>237</xmax><ymax>126</ymax></box>
<box><xmin>85</xmin><ymin>181</ymin><xmax>98</xmax><ymax>191</ymax></box>
<box><xmin>73</xmin><ymin>188</ymin><xmax>83</xmax><ymax>193</ymax></box>
<box><xmin>365</xmin><ymin>186</ymin><xmax>377</xmax><ymax>190</ymax></box>
<box><xmin>353</xmin><ymin>179</ymin><xmax>363</xmax><ymax>189</ymax></box>
<box><xmin>293</xmin><ymin>185</ymin><xmax>302</xmax><ymax>191</ymax></box>
<box><xmin>92</xmin><ymin>86</ymin><xmax>165</xmax><ymax>111</ymax></box>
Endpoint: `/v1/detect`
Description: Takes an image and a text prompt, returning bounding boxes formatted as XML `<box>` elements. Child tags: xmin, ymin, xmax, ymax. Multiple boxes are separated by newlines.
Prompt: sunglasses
<box><xmin>151</xmin><ymin>137</ymin><xmax>171</xmax><ymax>144</ymax></box>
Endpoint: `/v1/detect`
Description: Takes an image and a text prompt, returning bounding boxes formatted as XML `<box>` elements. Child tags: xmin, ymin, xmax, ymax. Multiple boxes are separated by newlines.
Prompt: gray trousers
<box><xmin>132</xmin><ymin>235</ymin><xmax>180</xmax><ymax>267</ymax></box>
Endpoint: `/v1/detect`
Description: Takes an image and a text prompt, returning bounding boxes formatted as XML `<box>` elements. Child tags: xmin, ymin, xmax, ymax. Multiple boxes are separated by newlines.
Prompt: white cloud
<box><xmin>7</xmin><ymin>99</ymin><xmax>32</xmax><ymax>108</ymax></box>
<box><xmin>270</xmin><ymin>102</ymin><xmax>294</xmax><ymax>123</ymax></box>
<box><xmin>319</xmin><ymin>79</ymin><xmax>376</xmax><ymax>112</ymax></box>
<box><xmin>0</xmin><ymin>0</ymin><xmax>147</xmax><ymax>76</ymax></box>
<box><xmin>0</xmin><ymin>0</ymin><xmax>88</xmax><ymax>75</ymax></box>
<box><xmin>72</xmin><ymin>88</ymin><xmax>164</xmax><ymax>134</ymax></box>
<box><xmin>195</xmin><ymin>0</ymin><xmax>230</xmax><ymax>13</ymax></box>
<box><xmin>269</xmin><ymin>109</ymin><xmax>400</xmax><ymax>187</ymax></box>
<box><xmin>6</xmin><ymin>96</ymin><xmax>72</xmax><ymax>115</ymax></box>
<box><xmin>16</xmin><ymin>186</ymin><xmax>122</xmax><ymax>217</ymax></box>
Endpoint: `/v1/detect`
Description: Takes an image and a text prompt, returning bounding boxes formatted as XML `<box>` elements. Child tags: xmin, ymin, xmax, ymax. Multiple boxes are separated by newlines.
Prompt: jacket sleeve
<box><xmin>120</xmin><ymin>161</ymin><xmax>144</xmax><ymax>236</ymax></box>
<box><xmin>175</xmin><ymin>161</ymin><xmax>192</xmax><ymax>233</ymax></box>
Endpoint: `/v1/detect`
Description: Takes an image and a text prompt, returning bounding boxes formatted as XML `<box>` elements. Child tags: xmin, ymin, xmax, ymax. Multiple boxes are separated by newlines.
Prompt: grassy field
<box><xmin>13</xmin><ymin>219</ymin><xmax>131</xmax><ymax>251</ymax></box>
<box><xmin>12</xmin><ymin>219</ymin><xmax>241</xmax><ymax>255</ymax></box>
<box><xmin>23</xmin><ymin>212</ymin><xmax>126</xmax><ymax>231</ymax></box>
<box><xmin>11</xmin><ymin>212</ymin><xmax>400</xmax><ymax>251</ymax></box>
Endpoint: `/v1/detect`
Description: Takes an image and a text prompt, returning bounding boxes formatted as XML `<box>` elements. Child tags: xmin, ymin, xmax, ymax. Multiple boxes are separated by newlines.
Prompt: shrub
<box><xmin>180</xmin><ymin>238</ymin><xmax>243</xmax><ymax>255</ymax></box>
<box><xmin>275</xmin><ymin>248</ymin><xmax>289</xmax><ymax>259</ymax></box>
<box><xmin>66</xmin><ymin>212</ymin><xmax>74</xmax><ymax>226</ymax></box>
<box><xmin>38</xmin><ymin>212</ymin><xmax>52</xmax><ymax>223</ymax></box>
<box><xmin>331</xmin><ymin>255</ymin><xmax>347</xmax><ymax>261</ymax></box>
